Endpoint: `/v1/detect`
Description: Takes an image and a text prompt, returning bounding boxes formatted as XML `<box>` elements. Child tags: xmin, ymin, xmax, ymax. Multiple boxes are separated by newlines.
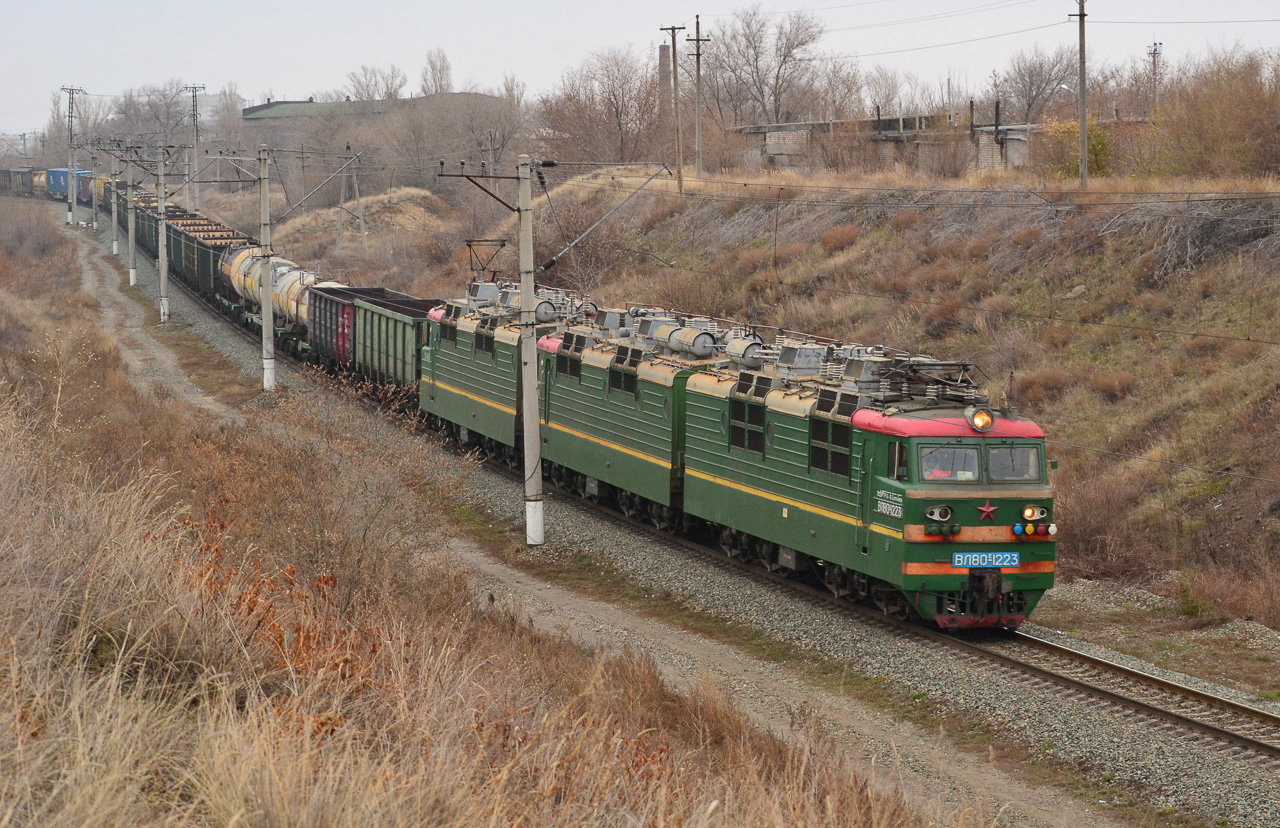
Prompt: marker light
<box><xmin>1037</xmin><ymin>524</ymin><xmax>1048</xmax><ymax>535</ymax></box>
<box><xmin>965</xmin><ymin>406</ymin><xmax>995</xmax><ymax>432</ymax></box>
<box><xmin>1013</xmin><ymin>523</ymin><xmax>1024</xmax><ymax>535</ymax></box>
<box><xmin>1022</xmin><ymin>505</ymin><xmax>1048</xmax><ymax>521</ymax></box>
<box><xmin>1048</xmin><ymin>523</ymin><xmax>1058</xmax><ymax>535</ymax></box>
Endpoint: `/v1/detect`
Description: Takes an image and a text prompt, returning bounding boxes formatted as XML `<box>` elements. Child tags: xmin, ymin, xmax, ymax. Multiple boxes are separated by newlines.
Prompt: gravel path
<box><xmin>86</xmin><ymin>218</ymin><xmax>1280</xmax><ymax>827</ymax></box>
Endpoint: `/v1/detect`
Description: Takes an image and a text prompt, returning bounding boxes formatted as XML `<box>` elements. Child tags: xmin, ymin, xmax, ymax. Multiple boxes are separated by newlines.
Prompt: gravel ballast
<box><xmin>98</xmin><ymin>220</ymin><xmax>1280</xmax><ymax>827</ymax></box>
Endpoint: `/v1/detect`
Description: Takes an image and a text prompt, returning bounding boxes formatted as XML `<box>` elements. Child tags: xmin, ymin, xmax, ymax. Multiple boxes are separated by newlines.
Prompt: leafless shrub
<box><xmin>1091</xmin><ymin>371</ymin><xmax>1137</xmax><ymax>401</ymax></box>
<box><xmin>922</xmin><ymin>303</ymin><xmax>961</xmax><ymax>337</ymax></box>
<box><xmin>1136</xmin><ymin>292</ymin><xmax>1175</xmax><ymax>319</ymax></box>
<box><xmin>1011</xmin><ymin>227</ymin><xmax>1042</xmax><ymax>248</ymax></box>
<box><xmin>1180</xmin><ymin>335</ymin><xmax>1221</xmax><ymax>357</ymax></box>
<box><xmin>1016</xmin><ymin>367</ymin><xmax>1073</xmax><ymax>406</ymax></box>
<box><xmin>737</xmin><ymin>248</ymin><xmax>770</xmax><ymax>273</ymax></box>
<box><xmin>773</xmin><ymin>242</ymin><xmax>808</xmax><ymax>267</ymax></box>
<box><xmin>973</xmin><ymin>294</ymin><xmax>1015</xmax><ymax>336</ymax></box>
<box><xmin>819</xmin><ymin>223</ymin><xmax>860</xmax><ymax>251</ymax></box>
<box><xmin>639</xmin><ymin>197</ymin><xmax>688</xmax><ymax>233</ymax></box>
<box><xmin>889</xmin><ymin>208</ymin><xmax>924</xmax><ymax>233</ymax></box>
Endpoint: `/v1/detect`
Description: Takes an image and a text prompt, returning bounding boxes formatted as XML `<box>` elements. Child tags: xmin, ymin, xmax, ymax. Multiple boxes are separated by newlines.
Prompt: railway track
<box><xmin>555</xmin><ymin>483</ymin><xmax>1280</xmax><ymax>769</ymax></box>
<box><xmin>119</xmin><ymin>212</ymin><xmax>1280</xmax><ymax>772</ymax></box>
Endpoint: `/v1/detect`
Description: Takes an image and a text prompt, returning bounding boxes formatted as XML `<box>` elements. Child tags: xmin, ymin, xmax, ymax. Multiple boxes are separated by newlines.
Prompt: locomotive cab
<box><xmin>859</xmin><ymin>406</ymin><xmax>1056</xmax><ymax>629</ymax></box>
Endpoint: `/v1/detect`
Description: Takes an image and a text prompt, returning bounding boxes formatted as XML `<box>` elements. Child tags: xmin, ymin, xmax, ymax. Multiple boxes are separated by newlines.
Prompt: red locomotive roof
<box><xmin>851</xmin><ymin>409</ymin><xmax>1044</xmax><ymax>439</ymax></box>
<box><xmin>537</xmin><ymin>334</ymin><xmax>563</xmax><ymax>354</ymax></box>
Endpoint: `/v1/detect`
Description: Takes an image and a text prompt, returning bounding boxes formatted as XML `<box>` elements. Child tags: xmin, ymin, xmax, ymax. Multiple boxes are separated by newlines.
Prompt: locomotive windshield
<box><xmin>917</xmin><ymin>444</ymin><xmax>1043</xmax><ymax>483</ymax></box>
<box><xmin>920</xmin><ymin>446</ymin><xmax>980</xmax><ymax>481</ymax></box>
<box><xmin>989</xmin><ymin>446</ymin><xmax>1042</xmax><ymax>482</ymax></box>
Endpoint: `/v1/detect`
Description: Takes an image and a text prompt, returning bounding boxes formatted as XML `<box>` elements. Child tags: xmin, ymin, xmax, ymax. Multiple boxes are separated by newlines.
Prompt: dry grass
<box><xmin>0</xmin><ymin>200</ymin><xmax>958</xmax><ymax>826</ymax></box>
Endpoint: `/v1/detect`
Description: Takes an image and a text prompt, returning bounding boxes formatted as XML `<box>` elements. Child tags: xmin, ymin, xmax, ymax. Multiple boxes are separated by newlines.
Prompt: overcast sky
<box><xmin>2</xmin><ymin>1</ymin><xmax>1278</xmax><ymax>135</ymax></box>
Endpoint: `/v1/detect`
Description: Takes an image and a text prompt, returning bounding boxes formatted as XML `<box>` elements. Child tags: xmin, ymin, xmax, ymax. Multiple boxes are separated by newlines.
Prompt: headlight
<box><xmin>924</xmin><ymin>505</ymin><xmax>953</xmax><ymax>522</ymax></box>
<box><xmin>965</xmin><ymin>406</ymin><xmax>994</xmax><ymax>432</ymax></box>
<box><xmin>1022</xmin><ymin>505</ymin><xmax>1048</xmax><ymax>521</ymax></box>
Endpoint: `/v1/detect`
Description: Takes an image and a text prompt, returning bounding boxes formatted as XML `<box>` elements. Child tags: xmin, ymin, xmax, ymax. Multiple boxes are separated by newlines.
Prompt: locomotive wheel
<box><xmin>872</xmin><ymin>583</ymin><xmax>911</xmax><ymax>620</ymax></box>
<box><xmin>617</xmin><ymin>491</ymin><xmax>640</xmax><ymax>519</ymax></box>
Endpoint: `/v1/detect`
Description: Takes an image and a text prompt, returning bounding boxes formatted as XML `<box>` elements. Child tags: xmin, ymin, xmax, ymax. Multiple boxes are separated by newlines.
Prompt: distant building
<box><xmin>735</xmin><ymin>114</ymin><xmax>1036</xmax><ymax>173</ymax></box>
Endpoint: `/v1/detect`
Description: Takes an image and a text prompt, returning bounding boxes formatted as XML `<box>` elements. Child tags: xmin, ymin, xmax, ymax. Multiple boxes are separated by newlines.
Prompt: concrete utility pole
<box><xmin>61</xmin><ymin>87</ymin><xmax>83</xmax><ymax>225</ymax></box>
<box><xmin>157</xmin><ymin>143</ymin><xmax>170</xmax><ymax>322</ymax></box>
<box><xmin>259</xmin><ymin>145</ymin><xmax>275</xmax><ymax>391</ymax></box>
<box><xmin>688</xmin><ymin>16</ymin><xmax>710</xmax><ymax>178</ymax></box>
<box><xmin>90</xmin><ymin>151</ymin><xmax>98</xmax><ymax>231</ymax></box>
<box><xmin>661</xmin><ymin>25</ymin><xmax>686</xmax><ymax>193</ymax></box>
<box><xmin>1071</xmin><ymin>0</ymin><xmax>1088</xmax><ymax>189</ymax></box>
<box><xmin>184</xmin><ymin>84</ymin><xmax>205</xmax><ymax>211</ymax></box>
<box><xmin>1147</xmin><ymin>41</ymin><xmax>1162</xmax><ymax>117</ymax></box>
<box><xmin>110</xmin><ymin>151</ymin><xmax>119</xmax><ymax>255</ymax></box>
<box><xmin>517</xmin><ymin>154</ymin><xmax>544</xmax><ymax>545</ymax></box>
<box><xmin>127</xmin><ymin>146</ymin><xmax>137</xmax><ymax>285</ymax></box>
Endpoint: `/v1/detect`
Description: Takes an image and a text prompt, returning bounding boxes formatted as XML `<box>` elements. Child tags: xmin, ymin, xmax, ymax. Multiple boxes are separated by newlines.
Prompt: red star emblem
<box><xmin>977</xmin><ymin>500</ymin><xmax>997</xmax><ymax>521</ymax></box>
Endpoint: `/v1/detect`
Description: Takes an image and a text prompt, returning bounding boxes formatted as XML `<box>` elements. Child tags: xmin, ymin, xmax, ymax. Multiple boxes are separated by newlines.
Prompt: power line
<box><xmin>827</xmin><ymin>0</ymin><xmax>1043</xmax><ymax>32</ymax></box>
<box><xmin>1092</xmin><ymin>18</ymin><xmax>1280</xmax><ymax>25</ymax></box>
<box><xmin>811</xmin><ymin>21</ymin><xmax>1067</xmax><ymax>59</ymax></box>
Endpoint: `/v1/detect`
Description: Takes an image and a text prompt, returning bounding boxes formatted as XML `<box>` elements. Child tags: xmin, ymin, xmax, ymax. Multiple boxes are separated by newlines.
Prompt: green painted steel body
<box><xmin>682</xmin><ymin>379</ymin><xmax>1054</xmax><ymax>623</ymax></box>
<box><xmin>353</xmin><ymin>298</ymin><xmax>440</xmax><ymax>386</ymax></box>
<box><xmin>539</xmin><ymin>352</ymin><xmax>693</xmax><ymax>507</ymax></box>
<box><xmin>683</xmin><ymin>392</ymin><xmax>878</xmax><ymax>569</ymax></box>
<box><xmin>421</xmin><ymin>323</ymin><xmax>521</xmax><ymax>446</ymax></box>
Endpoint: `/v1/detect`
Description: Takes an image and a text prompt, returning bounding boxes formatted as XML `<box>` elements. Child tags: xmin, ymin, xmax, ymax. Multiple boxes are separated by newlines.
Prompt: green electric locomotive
<box><xmin>682</xmin><ymin>341</ymin><xmax>1053</xmax><ymax>629</ymax></box>
<box><xmin>423</xmin><ymin>281</ymin><xmax>1055</xmax><ymax>629</ymax></box>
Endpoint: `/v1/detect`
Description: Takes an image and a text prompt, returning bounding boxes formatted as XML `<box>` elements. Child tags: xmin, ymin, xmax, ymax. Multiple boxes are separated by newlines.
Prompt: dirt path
<box><xmin>455</xmin><ymin>539</ymin><xmax>1125</xmax><ymax>828</ymax></box>
<box><xmin>72</xmin><ymin>230</ymin><xmax>244</xmax><ymax>426</ymax></box>
<box><xmin>75</xmin><ymin>221</ymin><xmax>1123</xmax><ymax>827</ymax></box>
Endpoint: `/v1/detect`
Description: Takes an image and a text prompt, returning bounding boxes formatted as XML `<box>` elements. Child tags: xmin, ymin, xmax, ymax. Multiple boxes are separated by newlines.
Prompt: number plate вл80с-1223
<box><xmin>952</xmin><ymin>552</ymin><xmax>1019</xmax><ymax>568</ymax></box>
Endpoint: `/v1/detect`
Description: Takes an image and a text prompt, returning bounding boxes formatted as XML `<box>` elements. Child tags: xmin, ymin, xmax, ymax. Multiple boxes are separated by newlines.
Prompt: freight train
<box><xmin>82</xmin><ymin>175</ymin><xmax>1056</xmax><ymax>630</ymax></box>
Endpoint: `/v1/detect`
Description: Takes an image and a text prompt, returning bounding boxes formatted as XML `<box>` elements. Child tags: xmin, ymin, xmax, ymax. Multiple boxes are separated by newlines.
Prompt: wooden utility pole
<box><xmin>1071</xmin><ymin>0</ymin><xmax>1088</xmax><ymax>189</ymax></box>
<box><xmin>259</xmin><ymin>145</ymin><xmax>275</xmax><ymax>391</ymax></box>
<box><xmin>660</xmin><ymin>24</ymin><xmax>686</xmax><ymax>193</ymax></box>
<box><xmin>688</xmin><ymin>16</ymin><xmax>711</xmax><ymax>178</ymax></box>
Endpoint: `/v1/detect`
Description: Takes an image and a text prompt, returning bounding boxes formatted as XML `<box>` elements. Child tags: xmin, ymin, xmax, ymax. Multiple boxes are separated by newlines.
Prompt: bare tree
<box><xmin>344</xmin><ymin>65</ymin><xmax>408</xmax><ymax>101</ymax></box>
<box><xmin>537</xmin><ymin>47</ymin><xmax>661</xmax><ymax>163</ymax></box>
<box><xmin>864</xmin><ymin>66</ymin><xmax>906</xmax><ymax>118</ymax></box>
<box><xmin>421</xmin><ymin>48</ymin><xmax>454</xmax><ymax>96</ymax></box>
<box><xmin>704</xmin><ymin>5</ymin><xmax>826</xmax><ymax>125</ymax></box>
<box><xmin>1003</xmin><ymin>44</ymin><xmax>1076</xmax><ymax>123</ymax></box>
<box><xmin>810</xmin><ymin>59</ymin><xmax>863</xmax><ymax>122</ymax></box>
